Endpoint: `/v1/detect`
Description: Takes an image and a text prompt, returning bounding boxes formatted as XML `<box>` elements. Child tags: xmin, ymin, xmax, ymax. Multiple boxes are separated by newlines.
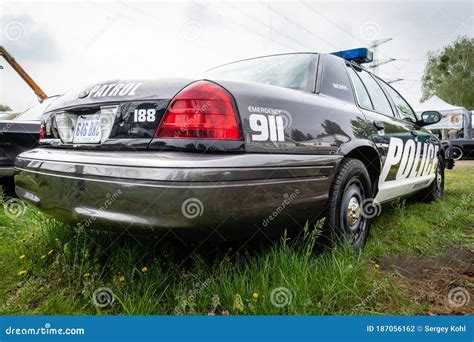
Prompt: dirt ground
<box><xmin>378</xmin><ymin>246</ymin><xmax>474</xmax><ymax>314</ymax></box>
<box><xmin>379</xmin><ymin>158</ymin><xmax>474</xmax><ymax>315</ymax></box>
<box><xmin>452</xmin><ymin>160</ymin><xmax>474</xmax><ymax>168</ymax></box>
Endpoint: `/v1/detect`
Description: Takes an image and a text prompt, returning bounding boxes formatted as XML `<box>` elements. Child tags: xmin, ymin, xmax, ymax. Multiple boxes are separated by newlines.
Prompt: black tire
<box><xmin>323</xmin><ymin>158</ymin><xmax>373</xmax><ymax>252</ymax></box>
<box><xmin>418</xmin><ymin>154</ymin><xmax>444</xmax><ymax>202</ymax></box>
<box><xmin>451</xmin><ymin>146</ymin><xmax>463</xmax><ymax>161</ymax></box>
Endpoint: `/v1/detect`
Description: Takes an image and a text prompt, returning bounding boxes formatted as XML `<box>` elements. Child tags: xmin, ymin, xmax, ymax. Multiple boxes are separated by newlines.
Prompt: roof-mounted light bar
<box><xmin>331</xmin><ymin>48</ymin><xmax>373</xmax><ymax>64</ymax></box>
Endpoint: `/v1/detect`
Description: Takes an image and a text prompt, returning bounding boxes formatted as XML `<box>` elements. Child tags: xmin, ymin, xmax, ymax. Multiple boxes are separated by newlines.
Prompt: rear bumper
<box><xmin>15</xmin><ymin>148</ymin><xmax>340</xmax><ymax>239</ymax></box>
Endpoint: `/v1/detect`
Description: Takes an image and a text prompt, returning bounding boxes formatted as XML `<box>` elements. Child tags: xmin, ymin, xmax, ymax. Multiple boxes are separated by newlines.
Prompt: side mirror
<box><xmin>420</xmin><ymin>111</ymin><xmax>441</xmax><ymax>126</ymax></box>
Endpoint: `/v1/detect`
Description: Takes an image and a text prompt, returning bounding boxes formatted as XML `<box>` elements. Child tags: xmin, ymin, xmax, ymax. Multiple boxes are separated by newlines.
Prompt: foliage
<box><xmin>0</xmin><ymin>104</ymin><xmax>12</xmax><ymax>112</ymax></box>
<box><xmin>421</xmin><ymin>37</ymin><xmax>474</xmax><ymax>109</ymax></box>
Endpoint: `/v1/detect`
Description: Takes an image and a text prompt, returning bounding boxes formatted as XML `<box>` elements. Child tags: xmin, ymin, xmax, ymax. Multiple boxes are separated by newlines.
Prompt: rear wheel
<box><xmin>418</xmin><ymin>154</ymin><xmax>444</xmax><ymax>202</ymax></box>
<box><xmin>323</xmin><ymin>158</ymin><xmax>373</xmax><ymax>252</ymax></box>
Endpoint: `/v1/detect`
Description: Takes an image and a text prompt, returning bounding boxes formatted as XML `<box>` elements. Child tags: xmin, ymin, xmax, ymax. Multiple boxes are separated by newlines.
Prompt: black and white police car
<box><xmin>14</xmin><ymin>48</ymin><xmax>451</xmax><ymax>250</ymax></box>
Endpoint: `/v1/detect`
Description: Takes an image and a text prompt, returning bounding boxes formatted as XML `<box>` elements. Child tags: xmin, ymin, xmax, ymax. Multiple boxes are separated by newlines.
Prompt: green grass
<box><xmin>0</xmin><ymin>167</ymin><xmax>472</xmax><ymax>315</ymax></box>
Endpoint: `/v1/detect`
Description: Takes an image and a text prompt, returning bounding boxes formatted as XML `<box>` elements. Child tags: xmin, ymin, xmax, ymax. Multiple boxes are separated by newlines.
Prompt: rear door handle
<box><xmin>410</xmin><ymin>130</ymin><xmax>419</xmax><ymax>137</ymax></box>
<box><xmin>373</xmin><ymin>121</ymin><xmax>385</xmax><ymax>131</ymax></box>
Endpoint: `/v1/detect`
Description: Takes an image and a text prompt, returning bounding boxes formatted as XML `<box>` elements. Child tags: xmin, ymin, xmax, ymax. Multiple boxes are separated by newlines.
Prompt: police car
<box><xmin>14</xmin><ymin>48</ymin><xmax>449</xmax><ymax>250</ymax></box>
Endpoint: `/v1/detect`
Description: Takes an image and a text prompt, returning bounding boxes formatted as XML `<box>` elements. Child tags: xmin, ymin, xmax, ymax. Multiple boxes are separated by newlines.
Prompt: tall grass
<box><xmin>0</xmin><ymin>167</ymin><xmax>472</xmax><ymax>315</ymax></box>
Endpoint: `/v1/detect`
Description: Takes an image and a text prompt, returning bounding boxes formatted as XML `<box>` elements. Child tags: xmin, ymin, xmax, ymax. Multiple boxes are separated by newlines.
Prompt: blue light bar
<box><xmin>330</xmin><ymin>48</ymin><xmax>373</xmax><ymax>64</ymax></box>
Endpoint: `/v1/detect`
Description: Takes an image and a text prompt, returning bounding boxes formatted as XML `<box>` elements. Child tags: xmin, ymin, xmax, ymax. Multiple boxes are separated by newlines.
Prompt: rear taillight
<box><xmin>39</xmin><ymin>124</ymin><xmax>45</xmax><ymax>140</ymax></box>
<box><xmin>155</xmin><ymin>81</ymin><xmax>242</xmax><ymax>140</ymax></box>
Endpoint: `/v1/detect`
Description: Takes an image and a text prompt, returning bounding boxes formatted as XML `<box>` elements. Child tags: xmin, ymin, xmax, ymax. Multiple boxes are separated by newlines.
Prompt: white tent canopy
<box><xmin>415</xmin><ymin>95</ymin><xmax>470</xmax><ymax>130</ymax></box>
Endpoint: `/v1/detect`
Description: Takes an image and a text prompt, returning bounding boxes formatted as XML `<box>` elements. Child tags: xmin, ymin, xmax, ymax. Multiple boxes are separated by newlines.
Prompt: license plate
<box><xmin>73</xmin><ymin>115</ymin><xmax>102</xmax><ymax>144</ymax></box>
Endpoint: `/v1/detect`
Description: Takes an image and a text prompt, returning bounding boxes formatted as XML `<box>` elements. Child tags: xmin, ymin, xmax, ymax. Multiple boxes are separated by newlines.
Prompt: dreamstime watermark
<box><xmin>1</xmin><ymin>279</ymin><xmax>33</xmax><ymax>312</ymax></box>
<box><xmin>173</xmin><ymin>100</ymin><xmax>211</xmax><ymax>138</ymax></box>
<box><xmin>353</xmin><ymin>278</ymin><xmax>390</xmax><ymax>312</ymax></box>
<box><xmin>361</xmin><ymin>198</ymin><xmax>382</xmax><ymax>219</ymax></box>
<box><xmin>92</xmin><ymin>287</ymin><xmax>115</xmax><ymax>309</ymax></box>
<box><xmin>262</xmin><ymin>189</ymin><xmax>300</xmax><ymax>228</ymax></box>
<box><xmin>3</xmin><ymin>21</ymin><xmax>26</xmax><ymax>41</ymax></box>
<box><xmin>0</xmin><ymin>122</ymin><xmax>14</xmax><ymax>135</ymax></box>
<box><xmin>3</xmin><ymin>198</ymin><xmax>27</xmax><ymax>219</ymax></box>
<box><xmin>181</xmin><ymin>198</ymin><xmax>204</xmax><ymax>219</ymax></box>
<box><xmin>76</xmin><ymin>189</ymin><xmax>122</xmax><ymax>229</ymax></box>
<box><xmin>270</xmin><ymin>287</ymin><xmax>293</xmax><ymax>308</ymax></box>
<box><xmin>5</xmin><ymin>323</ymin><xmax>85</xmax><ymax>336</ymax></box>
<box><xmin>85</xmin><ymin>15</ymin><xmax>116</xmax><ymax>47</ymax></box>
<box><xmin>181</xmin><ymin>21</ymin><xmax>202</xmax><ymax>41</ymax></box>
<box><xmin>439</xmin><ymin>192</ymin><xmax>472</xmax><ymax>227</ymax></box>
<box><xmin>359</xmin><ymin>21</ymin><xmax>381</xmax><ymax>40</ymax></box>
<box><xmin>174</xmin><ymin>278</ymin><xmax>211</xmax><ymax>315</ymax></box>
<box><xmin>447</xmin><ymin>287</ymin><xmax>470</xmax><ymax>308</ymax></box>
<box><xmin>280</xmin><ymin>110</ymin><xmax>293</xmax><ymax>129</ymax></box>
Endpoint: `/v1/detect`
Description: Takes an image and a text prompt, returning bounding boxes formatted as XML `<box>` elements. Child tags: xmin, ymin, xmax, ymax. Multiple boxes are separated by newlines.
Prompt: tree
<box><xmin>421</xmin><ymin>37</ymin><xmax>474</xmax><ymax>109</ymax></box>
<box><xmin>0</xmin><ymin>104</ymin><xmax>12</xmax><ymax>112</ymax></box>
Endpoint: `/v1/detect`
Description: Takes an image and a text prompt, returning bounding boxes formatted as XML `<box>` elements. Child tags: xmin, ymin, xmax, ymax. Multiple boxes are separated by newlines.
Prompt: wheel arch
<box><xmin>339</xmin><ymin>141</ymin><xmax>382</xmax><ymax>194</ymax></box>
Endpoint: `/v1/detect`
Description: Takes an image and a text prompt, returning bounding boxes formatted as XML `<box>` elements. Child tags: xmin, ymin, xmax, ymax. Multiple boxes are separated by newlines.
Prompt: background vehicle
<box><xmin>0</xmin><ymin>111</ymin><xmax>21</xmax><ymax>120</ymax></box>
<box><xmin>0</xmin><ymin>96</ymin><xmax>59</xmax><ymax>196</ymax></box>
<box><xmin>446</xmin><ymin>138</ymin><xmax>474</xmax><ymax>160</ymax></box>
<box><xmin>14</xmin><ymin>50</ymin><xmax>447</xmax><ymax>250</ymax></box>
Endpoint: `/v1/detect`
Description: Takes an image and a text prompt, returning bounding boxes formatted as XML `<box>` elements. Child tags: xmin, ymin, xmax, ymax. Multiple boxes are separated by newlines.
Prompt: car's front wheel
<box><xmin>418</xmin><ymin>154</ymin><xmax>445</xmax><ymax>202</ymax></box>
<box><xmin>323</xmin><ymin>158</ymin><xmax>373</xmax><ymax>252</ymax></box>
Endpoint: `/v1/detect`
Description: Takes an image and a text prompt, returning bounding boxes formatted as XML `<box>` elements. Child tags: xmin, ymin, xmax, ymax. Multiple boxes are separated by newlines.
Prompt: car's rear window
<box><xmin>204</xmin><ymin>53</ymin><xmax>318</xmax><ymax>92</ymax></box>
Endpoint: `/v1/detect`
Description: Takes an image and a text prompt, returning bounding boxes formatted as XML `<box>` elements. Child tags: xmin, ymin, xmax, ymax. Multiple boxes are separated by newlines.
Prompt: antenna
<box><xmin>369</xmin><ymin>38</ymin><xmax>393</xmax><ymax>49</ymax></box>
<box><xmin>368</xmin><ymin>58</ymin><xmax>396</xmax><ymax>69</ymax></box>
<box><xmin>369</xmin><ymin>38</ymin><xmax>393</xmax><ymax>74</ymax></box>
<box><xmin>386</xmin><ymin>78</ymin><xmax>403</xmax><ymax>84</ymax></box>
<box><xmin>385</xmin><ymin>78</ymin><xmax>418</xmax><ymax>84</ymax></box>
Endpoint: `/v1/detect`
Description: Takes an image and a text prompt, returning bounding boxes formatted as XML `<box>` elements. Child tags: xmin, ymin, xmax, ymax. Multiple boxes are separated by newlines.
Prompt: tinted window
<box><xmin>204</xmin><ymin>53</ymin><xmax>317</xmax><ymax>92</ymax></box>
<box><xmin>353</xmin><ymin>67</ymin><xmax>393</xmax><ymax>116</ymax></box>
<box><xmin>320</xmin><ymin>55</ymin><xmax>354</xmax><ymax>103</ymax></box>
<box><xmin>379</xmin><ymin>81</ymin><xmax>417</xmax><ymax>122</ymax></box>
<box><xmin>346</xmin><ymin>65</ymin><xmax>372</xmax><ymax>109</ymax></box>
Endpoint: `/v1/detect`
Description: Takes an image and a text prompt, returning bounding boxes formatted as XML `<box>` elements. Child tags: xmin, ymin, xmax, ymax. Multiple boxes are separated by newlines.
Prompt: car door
<box><xmin>345</xmin><ymin>63</ymin><xmax>433</xmax><ymax>203</ymax></box>
<box><xmin>376</xmin><ymin>78</ymin><xmax>440</xmax><ymax>195</ymax></box>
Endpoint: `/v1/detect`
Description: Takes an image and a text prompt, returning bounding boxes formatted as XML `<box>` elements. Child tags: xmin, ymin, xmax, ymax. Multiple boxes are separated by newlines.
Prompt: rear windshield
<box><xmin>204</xmin><ymin>53</ymin><xmax>318</xmax><ymax>92</ymax></box>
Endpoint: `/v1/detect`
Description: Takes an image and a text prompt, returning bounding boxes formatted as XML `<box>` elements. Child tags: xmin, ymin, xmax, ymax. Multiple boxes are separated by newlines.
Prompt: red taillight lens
<box><xmin>155</xmin><ymin>81</ymin><xmax>242</xmax><ymax>140</ymax></box>
<box><xmin>39</xmin><ymin>124</ymin><xmax>45</xmax><ymax>140</ymax></box>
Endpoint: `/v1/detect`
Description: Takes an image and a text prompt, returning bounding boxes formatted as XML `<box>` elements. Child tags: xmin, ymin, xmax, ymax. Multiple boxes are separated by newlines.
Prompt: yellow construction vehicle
<box><xmin>0</xmin><ymin>45</ymin><xmax>47</xmax><ymax>102</ymax></box>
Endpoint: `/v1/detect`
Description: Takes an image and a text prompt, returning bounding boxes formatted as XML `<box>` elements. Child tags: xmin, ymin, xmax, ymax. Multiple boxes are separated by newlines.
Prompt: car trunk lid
<box><xmin>41</xmin><ymin>78</ymin><xmax>194</xmax><ymax>149</ymax></box>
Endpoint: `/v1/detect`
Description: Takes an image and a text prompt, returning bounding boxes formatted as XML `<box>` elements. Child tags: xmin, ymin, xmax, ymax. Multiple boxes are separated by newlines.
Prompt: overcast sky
<box><xmin>1</xmin><ymin>0</ymin><xmax>473</xmax><ymax>111</ymax></box>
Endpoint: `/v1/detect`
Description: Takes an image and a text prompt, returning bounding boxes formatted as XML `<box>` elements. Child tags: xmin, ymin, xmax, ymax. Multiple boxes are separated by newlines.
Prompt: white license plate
<box><xmin>73</xmin><ymin>115</ymin><xmax>102</xmax><ymax>144</ymax></box>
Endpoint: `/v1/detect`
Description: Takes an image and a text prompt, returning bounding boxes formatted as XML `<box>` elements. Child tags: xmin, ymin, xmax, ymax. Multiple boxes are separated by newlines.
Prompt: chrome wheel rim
<box><xmin>340</xmin><ymin>177</ymin><xmax>367</xmax><ymax>243</ymax></box>
<box><xmin>346</xmin><ymin>196</ymin><xmax>361</xmax><ymax>228</ymax></box>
